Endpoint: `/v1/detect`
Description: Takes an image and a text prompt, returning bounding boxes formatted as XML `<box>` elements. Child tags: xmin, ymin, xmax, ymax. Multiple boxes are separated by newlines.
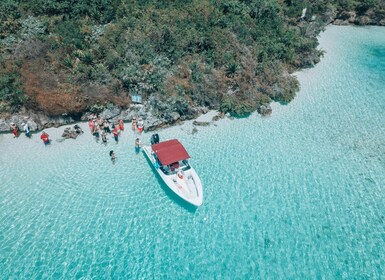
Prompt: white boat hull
<box><xmin>143</xmin><ymin>146</ymin><xmax>203</xmax><ymax>206</ymax></box>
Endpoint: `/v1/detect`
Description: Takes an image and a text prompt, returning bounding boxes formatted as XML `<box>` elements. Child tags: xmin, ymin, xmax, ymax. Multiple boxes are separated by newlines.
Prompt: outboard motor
<box><xmin>151</xmin><ymin>133</ymin><xmax>160</xmax><ymax>145</ymax></box>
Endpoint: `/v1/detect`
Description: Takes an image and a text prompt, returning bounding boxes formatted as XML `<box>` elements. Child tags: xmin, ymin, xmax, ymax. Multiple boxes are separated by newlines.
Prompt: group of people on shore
<box><xmin>86</xmin><ymin>115</ymin><xmax>144</xmax><ymax>163</ymax></box>
<box><xmin>10</xmin><ymin>122</ymin><xmax>31</xmax><ymax>138</ymax></box>
<box><xmin>86</xmin><ymin>115</ymin><xmax>144</xmax><ymax>145</ymax></box>
<box><xmin>10</xmin><ymin>121</ymin><xmax>51</xmax><ymax>145</ymax></box>
<box><xmin>10</xmin><ymin>122</ymin><xmax>51</xmax><ymax>144</ymax></box>
<box><xmin>87</xmin><ymin>116</ymin><xmax>122</xmax><ymax>144</ymax></box>
<box><xmin>9</xmin><ymin>116</ymin><xmax>145</xmax><ymax>163</ymax></box>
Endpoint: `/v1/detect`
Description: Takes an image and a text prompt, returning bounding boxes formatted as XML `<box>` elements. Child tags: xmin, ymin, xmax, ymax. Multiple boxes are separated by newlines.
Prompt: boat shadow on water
<box><xmin>142</xmin><ymin>151</ymin><xmax>198</xmax><ymax>213</ymax></box>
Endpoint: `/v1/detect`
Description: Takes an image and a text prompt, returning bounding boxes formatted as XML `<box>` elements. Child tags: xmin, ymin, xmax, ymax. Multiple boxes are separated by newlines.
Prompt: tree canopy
<box><xmin>0</xmin><ymin>0</ymin><xmax>382</xmax><ymax>115</ymax></box>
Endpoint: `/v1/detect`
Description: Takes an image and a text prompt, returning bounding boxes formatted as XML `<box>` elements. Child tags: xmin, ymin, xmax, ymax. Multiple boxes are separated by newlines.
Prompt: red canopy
<box><xmin>152</xmin><ymin>139</ymin><xmax>190</xmax><ymax>166</ymax></box>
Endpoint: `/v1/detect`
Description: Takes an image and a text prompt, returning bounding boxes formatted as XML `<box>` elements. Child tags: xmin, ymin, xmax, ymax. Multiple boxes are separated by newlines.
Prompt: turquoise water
<box><xmin>1</xmin><ymin>26</ymin><xmax>384</xmax><ymax>278</ymax></box>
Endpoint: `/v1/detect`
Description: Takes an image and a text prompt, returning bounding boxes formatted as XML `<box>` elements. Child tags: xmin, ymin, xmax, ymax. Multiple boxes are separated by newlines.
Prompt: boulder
<box><xmin>163</xmin><ymin>112</ymin><xmax>180</xmax><ymax>122</ymax></box>
<box><xmin>0</xmin><ymin>119</ymin><xmax>9</xmax><ymax>132</ymax></box>
<box><xmin>143</xmin><ymin>110</ymin><xmax>164</xmax><ymax>132</ymax></box>
<box><xmin>26</xmin><ymin>120</ymin><xmax>38</xmax><ymax>131</ymax></box>
<box><xmin>357</xmin><ymin>16</ymin><xmax>372</xmax><ymax>25</ymax></box>
<box><xmin>81</xmin><ymin>112</ymin><xmax>93</xmax><ymax>121</ymax></box>
<box><xmin>119</xmin><ymin>104</ymin><xmax>147</xmax><ymax>121</ymax></box>
<box><xmin>62</xmin><ymin>128</ymin><xmax>78</xmax><ymax>139</ymax></box>
<box><xmin>212</xmin><ymin>113</ymin><xmax>225</xmax><ymax>122</ymax></box>
<box><xmin>257</xmin><ymin>104</ymin><xmax>272</xmax><ymax>116</ymax></box>
<box><xmin>333</xmin><ymin>19</ymin><xmax>349</xmax><ymax>25</ymax></box>
<box><xmin>99</xmin><ymin>106</ymin><xmax>121</xmax><ymax>120</ymax></box>
<box><xmin>61</xmin><ymin>125</ymin><xmax>82</xmax><ymax>139</ymax></box>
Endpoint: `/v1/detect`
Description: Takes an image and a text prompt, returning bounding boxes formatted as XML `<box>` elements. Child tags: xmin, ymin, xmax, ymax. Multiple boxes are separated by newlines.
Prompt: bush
<box><xmin>3</xmin><ymin>0</ymin><xmax>377</xmax><ymax>116</ymax></box>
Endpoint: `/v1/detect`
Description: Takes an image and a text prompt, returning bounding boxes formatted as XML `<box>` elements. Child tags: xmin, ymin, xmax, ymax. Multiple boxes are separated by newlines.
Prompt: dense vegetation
<box><xmin>0</xmin><ymin>0</ymin><xmax>383</xmax><ymax>116</ymax></box>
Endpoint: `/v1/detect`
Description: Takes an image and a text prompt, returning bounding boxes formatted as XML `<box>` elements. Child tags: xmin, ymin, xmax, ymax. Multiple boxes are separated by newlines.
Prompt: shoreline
<box><xmin>0</xmin><ymin>109</ymin><xmax>224</xmax><ymax>140</ymax></box>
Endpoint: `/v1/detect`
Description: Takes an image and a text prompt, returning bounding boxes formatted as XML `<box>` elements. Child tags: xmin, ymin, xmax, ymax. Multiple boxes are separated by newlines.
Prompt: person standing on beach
<box><xmin>40</xmin><ymin>131</ymin><xmax>50</xmax><ymax>145</ymax></box>
<box><xmin>101</xmin><ymin>131</ymin><xmax>107</xmax><ymax>144</ymax></box>
<box><xmin>10</xmin><ymin>123</ymin><xmax>19</xmax><ymax>138</ymax></box>
<box><xmin>131</xmin><ymin>117</ymin><xmax>137</xmax><ymax>131</ymax></box>
<box><xmin>22</xmin><ymin>123</ymin><xmax>31</xmax><ymax>138</ymax></box>
<box><xmin>137</xmin><ymin>118</ymin><xmax>144</xmax><ymax>133</ymax></box>
<box><xmin>88</xmin><ymin>119</ymin><xmax>95</xmax><ymax>133</ymax></box>
<box><xmin>119</xmin><ymin>119</ymin><xmax>124</xmax><ymax>131</ymax></box>
<box><xmin>113</xmin><ymin>126</ymin><xmax>119</xmax><ymax>144</ymax></box>
<box><xmin>93</xmin><ymin>125</ymin><xmax>100</xmax><ymax>142</ymax></box>
<box><xmin>103</xmin><ymin>120</ymin><xmax>111</xmax><ymax>133</ymax></box>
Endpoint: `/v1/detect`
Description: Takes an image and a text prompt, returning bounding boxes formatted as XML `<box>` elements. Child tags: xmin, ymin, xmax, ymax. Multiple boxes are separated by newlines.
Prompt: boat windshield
<box><xmin>160</xmin><ymin>160</ymin><xmax>191</xmax><ymax>175</ymax></box>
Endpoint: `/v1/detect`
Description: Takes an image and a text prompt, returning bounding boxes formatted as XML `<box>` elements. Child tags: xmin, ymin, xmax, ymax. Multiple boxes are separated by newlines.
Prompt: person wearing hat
<box><xmin>10</xmin><ymin>123</ymin><xmax>19</xmax><ymax>138</ymax></box>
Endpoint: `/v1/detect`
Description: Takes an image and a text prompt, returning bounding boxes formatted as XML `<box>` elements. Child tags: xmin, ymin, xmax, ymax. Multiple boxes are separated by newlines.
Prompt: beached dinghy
<box><xmin>143</xmin><ymin>135</ymin><xmax>203</xmax><ymax>206</ymax></box>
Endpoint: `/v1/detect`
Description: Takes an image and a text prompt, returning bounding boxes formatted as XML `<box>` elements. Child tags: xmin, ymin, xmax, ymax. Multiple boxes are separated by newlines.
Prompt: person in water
<box><xmin>40</xmin><ymin>131</ymin><xmax>50</xmax><ymax>145</ymax></box>
<box><xmin>135</xmin><ymin>138</ymin><xmax>141</xmax><ymax>154</ymax></box>
<box><xmin>22</xmin><ymin>123</ymin><xmax>31</xmax><ymax>138</ymax></box>
<box><xmin>10</xmin><ymin>123</ymin><xmax>19</xmax><ymax>138</ymax></box>
<box><xmin>110</xmin><ymin>150</ymin><xmax>116</xmax><ymax>163</ymax></box>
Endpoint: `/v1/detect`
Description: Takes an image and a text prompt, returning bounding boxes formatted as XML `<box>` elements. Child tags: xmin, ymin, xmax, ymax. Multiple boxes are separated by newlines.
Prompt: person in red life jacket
<box><xmin>118</xmin><ymin>119</ymin><xmax>124</xmax><ymax>131</ymax></box>
<box><xmin>112</xmin><ymin>126</ymin><xmax>120</xmax><ymax>144</ymax></box>
<box><xmin>40</xmin><ymin>131</ymin><xmax>50</xmax><ymax>145</ymax></box>
<box><xmin>10</xmin><ymin>123</ymin><xmax>19</xmax><ymax>138</ymax></box>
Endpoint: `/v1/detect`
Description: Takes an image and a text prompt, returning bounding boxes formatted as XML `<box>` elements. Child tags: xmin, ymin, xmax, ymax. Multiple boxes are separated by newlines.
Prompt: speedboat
<box><xmin>143</xmin><ymin>135</ymin><xmax>203</xmax><ymax>206</ymax></box>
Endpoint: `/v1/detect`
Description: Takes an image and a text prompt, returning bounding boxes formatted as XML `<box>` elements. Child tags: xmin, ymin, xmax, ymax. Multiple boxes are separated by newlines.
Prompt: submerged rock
<box><xmin>212</xmin><ymin>112</ymin><xmax>225</xmax><ymax>122</ymax></box>
<box><xmin>257</xmin><ymin>104</ymin><xmax>272</xmax><ymax>116</ymax></box>
<box><xmin>193</xmin><ymin>121</ymin><xmax>210</xmax><ymax>126</ymax></box>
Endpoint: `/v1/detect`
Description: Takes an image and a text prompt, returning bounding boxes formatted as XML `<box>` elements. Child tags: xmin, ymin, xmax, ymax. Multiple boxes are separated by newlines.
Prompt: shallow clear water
<box><xmin>1</xmin><ymin>26</ymin><xmax>384</xmax><ymax>279</ymax></box>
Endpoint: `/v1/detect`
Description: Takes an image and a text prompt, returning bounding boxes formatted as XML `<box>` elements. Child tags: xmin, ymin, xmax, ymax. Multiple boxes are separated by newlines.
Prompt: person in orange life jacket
<box><xmin>119</xmin><ymin>119</ymin><xmax>124</xmax><ymax>131</ymax></box>
<box><xmin>112</xmin><ymin>126</ymin><xmax>120</xmax><ymax>144</ymax></box>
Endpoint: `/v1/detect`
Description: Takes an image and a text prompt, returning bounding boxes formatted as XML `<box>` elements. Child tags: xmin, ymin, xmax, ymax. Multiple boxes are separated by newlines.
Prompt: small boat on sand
<box><xmin>143</xmin><ymin>134</ymin><xmax>203</xmax><ymax>206</ymax></box>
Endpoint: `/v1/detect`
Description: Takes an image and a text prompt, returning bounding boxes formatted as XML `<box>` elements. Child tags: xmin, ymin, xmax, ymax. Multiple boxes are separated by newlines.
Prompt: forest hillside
<box><xmin>1</xmin><ymin>0</ymin><xmax>383</xmax><ymax>121</ymax></box>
